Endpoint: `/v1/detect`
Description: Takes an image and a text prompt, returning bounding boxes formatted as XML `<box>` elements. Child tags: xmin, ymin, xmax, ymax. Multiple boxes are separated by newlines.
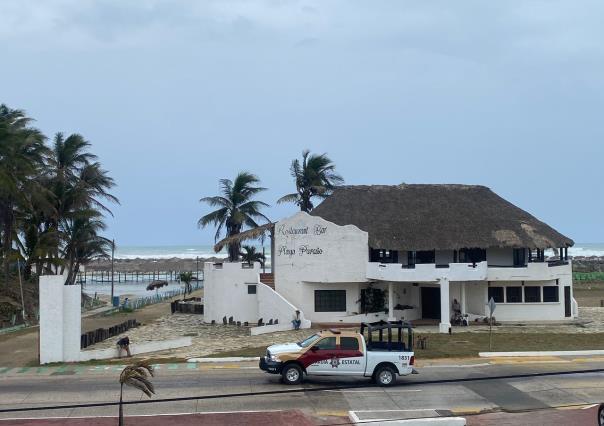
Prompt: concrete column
<box><xmin>439</xmin><ymin>278</ymin><xmax>451</xmax><ymax>333</ymax></box>
<box><xmin>388</xmin><ymin>282</ymin><xmax>395</xmax><ymax>321</ymax></box>
<box><xmin>461</xmin><ymin>282</ymin><xmax>467</xmax><ymax>314</ymax></box>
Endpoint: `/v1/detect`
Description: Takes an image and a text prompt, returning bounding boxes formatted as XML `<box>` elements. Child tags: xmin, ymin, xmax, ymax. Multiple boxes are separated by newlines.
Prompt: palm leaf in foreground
<box><xmin>118</xmin><ymin>361</ymin><xmax>155</xmax><ymax>425</ymax></box>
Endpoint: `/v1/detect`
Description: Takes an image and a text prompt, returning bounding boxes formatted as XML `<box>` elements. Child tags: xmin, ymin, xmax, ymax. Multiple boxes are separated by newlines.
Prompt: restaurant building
<box><xmin>204</xmin><ymin>184</ymin><xmax>575</xmax><ymax>333</ymax></box>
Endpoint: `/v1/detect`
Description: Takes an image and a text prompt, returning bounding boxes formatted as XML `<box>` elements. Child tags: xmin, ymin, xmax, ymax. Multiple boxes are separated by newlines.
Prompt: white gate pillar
<box><xmin>461</xmin><ymin>282</ymin><xmax>467</xmax><ymax>314</ymax></box>
<box><xmin>439</xmin><ymin>278</ymin><xmax>451</xmax><ymax>333</ymax></box>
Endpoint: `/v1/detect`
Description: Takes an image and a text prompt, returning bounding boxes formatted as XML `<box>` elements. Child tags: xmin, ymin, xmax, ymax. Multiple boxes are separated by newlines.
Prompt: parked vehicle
<box><xmin>259</xmin><ymin>320</ymin><xmax>416</xmax><ymax>386</ymax></box>
<box><xmin>598</xmin><ymin>403</ymin><xmax>603</xmax><ymax>426</ymax></box>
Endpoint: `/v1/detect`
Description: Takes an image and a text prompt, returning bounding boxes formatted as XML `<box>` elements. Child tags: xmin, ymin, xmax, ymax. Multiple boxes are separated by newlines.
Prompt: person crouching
<box><xmin>116</xmin><ymin>336</ymin><xmax>132</xmax><ymax>358</ymax></box>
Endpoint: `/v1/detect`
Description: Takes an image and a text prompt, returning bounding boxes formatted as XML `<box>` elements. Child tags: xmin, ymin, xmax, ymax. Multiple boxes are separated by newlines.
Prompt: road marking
<box><xmin>187</xmin><ymin>363</ymin><xmax>198</xmax><ymax>369</ymax></box>
<box><xmin>16</xmin><ymin>367</ymin><xmax>30</xmax><ymax>373</ymax></box>
<box><xmin>323</xmin><ymin>389</ymin><xmax>422</xmax><ymax>393</ymax></box>
<box><xmin>423</xmin><ymin>363</ymin><xmax>491</xmax><ymax>368</ymax></box>
<box><xmin>167</xmin><ymin>364</ymin><xmax>179</xmax><ymax>370</ymax></box>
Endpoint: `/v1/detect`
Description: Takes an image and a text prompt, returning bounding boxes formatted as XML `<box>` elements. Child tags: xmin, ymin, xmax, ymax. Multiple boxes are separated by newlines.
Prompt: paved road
<box><xmin>1</xmin><ymin>358</ymin><xmax>603</xmax><ymax>423</ymax></box>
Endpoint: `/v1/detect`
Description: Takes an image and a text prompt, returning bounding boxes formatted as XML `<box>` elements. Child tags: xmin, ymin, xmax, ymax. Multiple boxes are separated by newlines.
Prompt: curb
<box><xmin>187</xmin><ymin>357</ymin><xmax>261</xmax><ymax>363</ymax></box>
<box><xmin>479</xmin><ymin>350</ymin><xmax>604</xmax><ymax>357</ymax></box>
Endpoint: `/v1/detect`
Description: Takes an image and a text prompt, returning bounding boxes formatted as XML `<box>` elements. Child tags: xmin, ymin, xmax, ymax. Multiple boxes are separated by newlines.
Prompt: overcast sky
<box><xmin>1</xmin><ymin>1</ymin><xmax>603</xmax><ymax>246</ymax></box>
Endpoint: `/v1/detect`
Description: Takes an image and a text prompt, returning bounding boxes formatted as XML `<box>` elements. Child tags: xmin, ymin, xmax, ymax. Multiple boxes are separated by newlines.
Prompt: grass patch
<box><xmin>574</xmin><ymin>281</ymin><xmax>604</xmax><ymax>307</ymax></box>
<box><xmin>413</xmin><ymin>332</ymin><xmax>604</xmax><ymax>358</ymax></box>
<box><xmin>26</xmin><ymin>356</ymin><xmax>189</xmax><ymax>368</ymax></box>
<box><xmin>204</xmin><ymin>332</ymin><xmax>604</xmax><ymax>360</ymax></box>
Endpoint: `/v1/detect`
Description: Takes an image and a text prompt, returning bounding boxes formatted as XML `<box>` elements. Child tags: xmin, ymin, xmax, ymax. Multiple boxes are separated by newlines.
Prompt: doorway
<box><xmin>421</xmin><ymin>287</ymin><xmax>441</xmax><ymax>319</ymax></box>
<box><xmin>564</xmin><ymin>286</ymin><xmax>571</xmax><ymax>317</ymax></box>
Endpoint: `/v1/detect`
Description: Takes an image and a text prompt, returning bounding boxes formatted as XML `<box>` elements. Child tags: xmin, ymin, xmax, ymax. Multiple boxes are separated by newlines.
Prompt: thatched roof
<box><xmin>310</xmin><ymin>184</ymin><xmax>573</xmax><ymax>251</ymax></box>
<box><xmin>213</xmin><ymin>222</ymin><xmax>274</xmax><ymax>252</ymax></box>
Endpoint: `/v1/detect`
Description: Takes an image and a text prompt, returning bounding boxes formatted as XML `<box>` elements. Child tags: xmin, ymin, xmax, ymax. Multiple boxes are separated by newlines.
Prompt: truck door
<box><xmin>303</xmin><ymin>337</ymin><xmax>338</xmax><ymax>375</ymax></box>
<box><xmin>334</xmin><ymin>336</ymin><xmax>365</xmax><ymax>375</ymax></box>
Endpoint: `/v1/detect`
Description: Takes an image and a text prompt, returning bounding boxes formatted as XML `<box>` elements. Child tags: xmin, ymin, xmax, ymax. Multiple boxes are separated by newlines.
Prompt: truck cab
<box><xmin>259</xmin><ymin>320</ymin><xmax>415</xmax><ymax>386</ymax></box>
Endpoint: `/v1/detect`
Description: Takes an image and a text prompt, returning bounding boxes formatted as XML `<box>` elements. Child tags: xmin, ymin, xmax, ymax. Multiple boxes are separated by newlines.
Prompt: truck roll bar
<box><xmin>360</xmin><ymin>320</ymin><xmax>413</xmax><ymax>352</ymax></box>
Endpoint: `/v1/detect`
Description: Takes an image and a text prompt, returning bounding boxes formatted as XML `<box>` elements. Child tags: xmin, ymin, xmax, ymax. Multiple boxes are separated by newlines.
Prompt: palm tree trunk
<box><xmin>2</xmin><ymin>206</ymin><xmax>14</xmax><ymax>288</ymax></box>
<box><xmin>118</xmin><ymin>383</ymin><xmax>124</xmax><ymax>426</ymax></box>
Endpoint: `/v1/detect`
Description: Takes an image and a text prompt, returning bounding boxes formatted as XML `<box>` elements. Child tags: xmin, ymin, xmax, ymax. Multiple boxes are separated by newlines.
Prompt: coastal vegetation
<box><xmin>0</xmin><ymin>104</ymin><xmax>117</xmax><ymax>323</ymax></box>
<box><xmin>240</xmin><ymin>245</ymin><xmax>265</xmax><ymax>267</ymax></box>
<box><xmin>198</xmin><ymin>172</ymin><xmax>270</xmax><ymax>261</ymax></box>
<box><xmin>277</xmin><ymin>149</ymin><xmax>344</xmax><ymax>212</ymax></box>
<box><xmin>118</xmin><ymin>361</ymin><xmax>155</xmax><ymax>426</ymax></box>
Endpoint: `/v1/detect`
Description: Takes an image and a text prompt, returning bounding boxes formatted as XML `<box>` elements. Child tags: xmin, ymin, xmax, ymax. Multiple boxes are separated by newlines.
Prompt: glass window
<box><xmin>315</xmin><ymin>290</ymin><xmax>346</xmax><ymax>312</ymax></box>
<box><xmin>247</xmin><ymin>285</ymin><xmax>257</xmax><ymax>294</ymax></box>
<box><xmin>298</xmin><ymin>334</ymin><xmax>320</xmax><ymax>348</ymax></box>
<box><xmin>524</xmin><ymin>286</ymin><xmax>541</xmax><ymax>303</ymax></box>
<box><xmin>488</xmin><ymin>287</ymin><xmax>504</xmax><ymax>303</ymax></box>
<box><xmin>314</xmin><ymin>337</ymin><xmax>337</xmax><ymax>350</ymax></box>
<box><xmin>506</xmin><ymin>287</ymin><xmax>522</xmax><ymax>303</ymax></box>
<box><xmin>340</xmin><ymin>337</ymin><xmax>359</xmax><ymax>351</ymax></box>
<box><xmin>543</xmin><ymin>286</ymin><xmax>559</xmax><ymax>302</ymax></box>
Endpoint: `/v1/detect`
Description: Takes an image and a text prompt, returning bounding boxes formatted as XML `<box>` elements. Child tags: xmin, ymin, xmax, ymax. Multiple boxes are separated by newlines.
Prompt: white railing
<box><xmin>366</xmin><ymin>261</ymin><xmax>488</xmax><ymax>282</ymax></box>
<box><xmin>487</xmin><ymin>261</ymin><xmax>571</xmax><ymax>281</ymax></box>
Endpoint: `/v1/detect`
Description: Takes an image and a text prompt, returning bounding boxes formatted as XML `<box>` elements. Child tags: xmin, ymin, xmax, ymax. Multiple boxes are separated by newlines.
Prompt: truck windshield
<box><xmin>297</xmin><ymin>334</ymin><xmax>321</xmax><ymax>348</ymax></box>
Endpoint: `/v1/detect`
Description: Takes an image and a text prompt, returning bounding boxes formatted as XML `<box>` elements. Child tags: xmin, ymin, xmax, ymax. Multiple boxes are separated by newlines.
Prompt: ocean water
<box><xmin>112</xmin><ymin>243</ymin><xmax>604</xmax><ymax>260</ymax></box>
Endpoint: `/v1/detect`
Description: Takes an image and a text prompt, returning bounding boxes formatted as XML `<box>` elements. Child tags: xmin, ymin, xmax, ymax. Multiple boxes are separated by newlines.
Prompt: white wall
<box><xmin>487</xmin><ymin>248</ymin><xmax>514</xmax><ymax>266</ymax></box>
<box><xmin>203</xmin><ymin>262</ymin><xmax>261</xmax><ymax>324</ymax></box>
<box><xmin>39</xmin><ymin>275</ymin><xmax>81</xmax><ymax>364</ymax></box>
<box><xmin>252</xmin><ymin>283</ymin><xmax>311</xmax><ymax>334</ymax></box>
<box><xmin>274</xmin><ymin>212</ymin><xmax>369</xmax><ymax>322</ymax></box>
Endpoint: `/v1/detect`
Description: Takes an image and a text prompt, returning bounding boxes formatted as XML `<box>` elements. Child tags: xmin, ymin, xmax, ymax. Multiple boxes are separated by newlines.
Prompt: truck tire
<box><xmin>598</xmin><ymin>403</ymin><xmax>604</xmax><ymax>426</ymax></box>
<box><xmin>281</xmin><ymin>363</ymin><xmax>303</xmax><ymax>385</ymax></box>
<box><xmin>374</xmin><ymin>365</ymin><xmax>396</xmax><ymax>386</ymax></box>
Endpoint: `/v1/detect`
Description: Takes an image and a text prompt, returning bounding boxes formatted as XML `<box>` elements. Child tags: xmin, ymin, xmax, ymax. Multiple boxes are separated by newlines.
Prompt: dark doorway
<box><xmin>564</xmin><ymin>286</ymin><xmax>571</xmax><ymax>317</ymax></box>
<box><xmin>421</xmin><ymin>287</ymin><xmax>441</xmax><ymax>319</ymax></box>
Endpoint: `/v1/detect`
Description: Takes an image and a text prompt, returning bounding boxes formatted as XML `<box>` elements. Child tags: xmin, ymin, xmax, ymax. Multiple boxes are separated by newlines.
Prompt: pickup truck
<box><xmin>259</xmin><ymin>320</ymin><xmax>415</xmax><ymax>386</ymax></box>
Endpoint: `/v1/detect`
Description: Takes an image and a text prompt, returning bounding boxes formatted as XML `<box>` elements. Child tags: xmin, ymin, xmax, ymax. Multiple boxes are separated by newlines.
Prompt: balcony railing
<box><xmin>367</xmin><ymin>261</ymin><xmax>488</xmax><ymax>282</ymax></box>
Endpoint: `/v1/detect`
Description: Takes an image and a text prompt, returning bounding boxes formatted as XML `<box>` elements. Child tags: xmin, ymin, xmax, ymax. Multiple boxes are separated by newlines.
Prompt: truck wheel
<box><xmin>375</xmin><ymin>365</ymin><xmax>396</xmax><ymax>386</ymax></box>
<box><xmin>281</xmin><ymin>364</ymin><xmax>303</xmax><ymax>385</ymax></box>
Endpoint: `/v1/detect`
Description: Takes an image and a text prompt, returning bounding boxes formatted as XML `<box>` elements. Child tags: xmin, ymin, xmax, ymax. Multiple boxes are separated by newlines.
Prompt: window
<box><xmin>459</xmin><ymin>248</ymin><xmax>487</xmax><ymax>264</ymax></box>
<box><xmin>298</xmin><ymin>334</ymin><xmax>320</xmax><ymax>348</ymax></box>
<box><xmin>543</xmin><ymin>286</ymin><xmax>559</xmax><ymax>302</ymax></box>
<box><xmin>314</xmin><ymin>337</ymin><xmax>337</xmax><ymax>350</ymax></box>
<box><xmin>247</xmin><ymin>285</ymin><xmax>257</xmax><ymax>294</ymax></box>
<box><xmin>488</xmin><ymin>286</ymin><xmax>504</xmax><ymax>303</ymax></box>
<box><xmin>513</xmin><ymin>248</ymin><xmax>526</xmax><ymax>267</ymax></box>
<box><xmin>506</xmin><ymin>286</ymin><xmax>522</xmax><ymax>303</ymax></box>
<box><xmin>340</xmin><ymin>337</ymin><xmax>359</xmax><ymax>351</ymax></box>
<box><xmin>415</xmin><ymin>250</ymin><xmax>435</xmax><ymax>264</ymax></box>
<box><xmin>315</xmin><ymin>290</ymin><xmax>347</xmax><ymax>312</ymax></box>
<box><xmin>370</xmin><ymin>248</ymin><xmax>399</xmax><ymax>263</ymax></box>
<box><xmin>524</xmin><ymin>286</ymin><xmax>541</xmax><ymax>303</ymax></box>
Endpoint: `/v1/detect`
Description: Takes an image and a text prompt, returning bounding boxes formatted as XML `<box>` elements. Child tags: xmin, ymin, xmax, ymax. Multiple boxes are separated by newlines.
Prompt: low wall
<box><xmin>79</xmin><ymin>337</ymin><xmax>192</xmax><ymax>361</ymax></box>
<box><xmin>251</xmin><ymin>283</ymin><xmax>311</xmax><ymax>335</ymax></box>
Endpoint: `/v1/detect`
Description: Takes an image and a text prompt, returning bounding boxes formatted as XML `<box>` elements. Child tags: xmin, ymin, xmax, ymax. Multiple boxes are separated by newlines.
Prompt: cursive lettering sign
<box><xmin>299</xmin><ymin>245</ymin><xmax>323</xmax><ymax>255</ymax></box>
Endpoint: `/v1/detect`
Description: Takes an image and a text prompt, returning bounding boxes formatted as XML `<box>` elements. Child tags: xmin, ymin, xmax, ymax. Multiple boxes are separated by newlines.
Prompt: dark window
<box><xmin>370</xmin><ymin>248</ymin><xmax>398</xmax><ymax>263</ymax></box>
<box><xmin>415</xmin><ymin>250</ymin><xmax>435</xmax><ymax>264</ymax></box>
<box><xmin>459</xmin><ymin>248</ymin><xmax>486</xmax><ymax>264</ymax></box>
<box><xmin>506</xmin><ymin>287</ymin><xmax>522</xmax><ymax>303</ymax></box>
<box><xmin>314</xmin><ymin>337</ymin><xmax>337</xmax><ymax>350</ymax></box>
<box><xmin>340</xmin><ymin>337</ymin><xmax>359</xmax><ymax>351</ymax></box>
<box><xmin>513</xmin><ymin>249</ymin><xmax>526</xmax><ymax>267</ymax></box>
<box><xmin>524</xmin><ymin>286</ymin><xmax>541</xmax><ymax>303</ymax></box>
<box><xmin>247</xmin><ymin>285</ymin><xmax>257</xmax><ymax>294</ymax></box>
<box><xmin>488</xmin><ymin>287</ymin><xmax>504</xmax><ymax>303</ymax></box>
<box><xmin>543</xmin><ymin>286</ymin><xmax>559</xmax><ymax>302</ymax></box>
<box><xmin>315</xmin><ymin>290</ymin><xmax>346</xmax><ymax>312</ymax></box>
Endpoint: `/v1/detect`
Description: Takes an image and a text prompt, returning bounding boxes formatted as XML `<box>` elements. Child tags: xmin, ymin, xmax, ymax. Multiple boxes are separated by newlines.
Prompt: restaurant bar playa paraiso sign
<box><xmin>277</xmin><ymin>222</ymin><xmax>328</xmax><ymax>258</ymax></box>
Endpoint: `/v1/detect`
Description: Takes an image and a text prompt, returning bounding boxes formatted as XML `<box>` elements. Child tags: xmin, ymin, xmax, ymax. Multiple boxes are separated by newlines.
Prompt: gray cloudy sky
<box><xmin>1</xmin><ymin>1</ymin><xmax>603</xmax><ymax>245</ymax></box>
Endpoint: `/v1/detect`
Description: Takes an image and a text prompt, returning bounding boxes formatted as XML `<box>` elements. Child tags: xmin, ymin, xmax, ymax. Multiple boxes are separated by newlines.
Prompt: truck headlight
<box><xmin>269</xmin><ymin>354</ymin><xmax>280</xmax><ymax>362</ymax></box>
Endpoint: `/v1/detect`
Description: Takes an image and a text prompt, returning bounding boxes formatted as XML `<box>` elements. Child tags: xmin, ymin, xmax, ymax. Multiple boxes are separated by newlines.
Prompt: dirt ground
<box><xmin>0</xmin><ymin>291</ymin><xmax>198</xmax><ymax>367</ymax></box>
<box><xmin>574</xmin><ymin>281</ymin><xmax>604</xmax><ymax>307</ymax></box>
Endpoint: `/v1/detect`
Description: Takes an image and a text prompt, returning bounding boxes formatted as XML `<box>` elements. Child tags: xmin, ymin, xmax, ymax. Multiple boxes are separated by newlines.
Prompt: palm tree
<box><xmin>277</xmin><ymin>150</ymin><xmax>343</xmax><ymax>212</ymax></box>
<box><xmin>118</xmin><ymin>361</ymin><xmax>155</xmax><ymax>426</ymax></box>
<box><xmin>0</xmin><ymin>105</ymin><xmax>47</xmax><ymax>286</ymax></box>
<box><xmin>198</xmin><ymin>172</ymin><xmax>269</xmax><ymax>262</ymax></box>
<box><xmin>240</xmin><ymin>245</ymin><xmax>265</xmax><ymax>267</ymax></box>
<box><xmin>179</xmin><ymin>271</ymin><xmax>193</xmax><ymax>294</ymax></box>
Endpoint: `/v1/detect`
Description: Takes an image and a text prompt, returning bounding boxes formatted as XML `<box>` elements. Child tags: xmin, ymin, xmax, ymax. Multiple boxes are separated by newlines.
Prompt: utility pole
<box><xmin>17</xmin><ymin>258</ymin><xmax>26</xmax><ymax>325</ymax></box>
<box><xmin>110</xmin><ymin>239</ymin><xmax>115</xmax><ymax>304</ymax></box>
<box><xmin>196</xmin><ymin>256</ymin><xmax>199</xmax><ymax>282</ymax></box>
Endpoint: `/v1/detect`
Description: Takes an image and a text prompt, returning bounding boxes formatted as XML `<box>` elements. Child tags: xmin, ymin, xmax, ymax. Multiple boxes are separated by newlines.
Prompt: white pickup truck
<box><xmin>259</xmin><ymin>320</ymin><xmax>416</xmax><ymax>386</ymax></box>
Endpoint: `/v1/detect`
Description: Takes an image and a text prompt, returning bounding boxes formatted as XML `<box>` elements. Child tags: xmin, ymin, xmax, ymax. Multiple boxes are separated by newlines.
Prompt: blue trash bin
<box><xmin>112</xmin><ymin>296</ymin><xmax>120</xmax><ymax>307</ymax></box>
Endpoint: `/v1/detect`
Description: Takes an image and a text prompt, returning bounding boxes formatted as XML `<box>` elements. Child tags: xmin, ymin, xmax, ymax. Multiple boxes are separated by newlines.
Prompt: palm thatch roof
<box><xmin>310</xmin><ymin>184</ymin><xmax>573</xmax><ymax>251</ymax></box>
<box><xmin>146</xmin><ymin>280</ymin><xmax>168</xmax><ymax>291</ymax></box>
<box><xmin>213</xmin><ymin>222</ymin><xmax>274</xmax><ymax>252</ymax></box>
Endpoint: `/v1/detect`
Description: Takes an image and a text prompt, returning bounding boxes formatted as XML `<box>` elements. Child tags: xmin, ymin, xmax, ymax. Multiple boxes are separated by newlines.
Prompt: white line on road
<box><xmin>323</xmin><ymin>389</ymin><xmax>422</xmax><ymax>393</ymax></box>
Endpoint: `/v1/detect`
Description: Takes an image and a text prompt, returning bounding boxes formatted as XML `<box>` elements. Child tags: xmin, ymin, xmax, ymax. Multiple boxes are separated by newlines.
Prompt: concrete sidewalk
<box><xmin>466</xmin><ymin>405</ymin><xmax>600</xmax><ymax>425</ymax></box>
<box><xmin>0</xmin><ymin>410</ymin><xmax>317</xmax><ymax>426</ymax></box>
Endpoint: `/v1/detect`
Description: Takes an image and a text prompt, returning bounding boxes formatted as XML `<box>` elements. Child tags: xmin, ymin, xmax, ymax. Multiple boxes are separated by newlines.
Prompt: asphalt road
<box><xmin>1</xmin><ymin>358</ymin><xmax>603</xmax><ymax>422</ymax></box>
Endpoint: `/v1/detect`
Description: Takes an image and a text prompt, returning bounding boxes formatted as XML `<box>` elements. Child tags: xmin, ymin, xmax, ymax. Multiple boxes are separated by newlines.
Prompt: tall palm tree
<box><xmin>199</xmin><ymin>172</ymin><xmax>269</xmax><ymax>262</ymax></box>
<box><xmin>277</xmin><ymin>150</ymin><xmax>343</xmax><ymax>212</ymax></box>
<box><xmin>0</xmin><ymin>105</ymin><xmax>47</xmax><ymax>286</ymax></box>
<box><xmin>240</xmin><ymin>245</ymin><xmax>265</xmax><ymax>267</ymax></box>
<box><xmin>118</xmin><ymin>361</ymin><xmax>155</xmax><ymax>426</ymax></box>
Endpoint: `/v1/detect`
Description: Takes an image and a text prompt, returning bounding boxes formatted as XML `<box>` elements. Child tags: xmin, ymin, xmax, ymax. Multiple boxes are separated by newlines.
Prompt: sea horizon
<box><xmin>111</xmin><ymin>243</ymin><xmax>604</xmax><ymax>260</ymax></box>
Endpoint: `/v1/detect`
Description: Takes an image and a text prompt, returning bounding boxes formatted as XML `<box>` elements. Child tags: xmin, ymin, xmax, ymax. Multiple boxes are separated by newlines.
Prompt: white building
<box><xmin>204</xmin><ymin>184</ymin><xmax>575</xmax><ymax>334</ymax></box>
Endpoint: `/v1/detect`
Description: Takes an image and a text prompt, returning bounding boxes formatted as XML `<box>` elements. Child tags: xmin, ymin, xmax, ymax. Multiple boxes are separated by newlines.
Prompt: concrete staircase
<box><xmin>259</xmin><ymin>273</ymin><xmax>275</xmax><ymax>289</ymax></box>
